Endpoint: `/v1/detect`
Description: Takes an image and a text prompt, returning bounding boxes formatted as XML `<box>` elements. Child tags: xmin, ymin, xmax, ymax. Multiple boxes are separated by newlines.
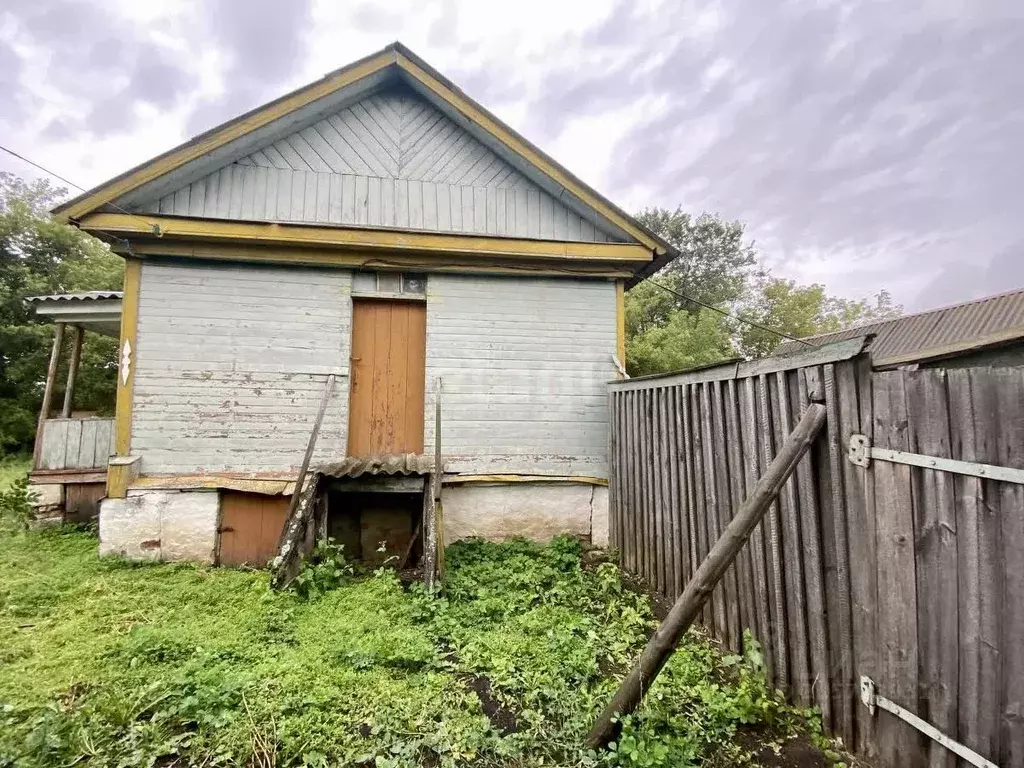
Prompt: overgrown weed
<box><xmin>1</xmin><ymin>530</ymin><xmax>831</xmax><ymax>767</ymax></box>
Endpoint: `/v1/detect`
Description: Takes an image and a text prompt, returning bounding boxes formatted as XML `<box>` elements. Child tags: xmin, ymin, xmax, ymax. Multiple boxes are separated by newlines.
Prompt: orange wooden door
<box><xmin>219</xmin><ymin>492</ymin><xmax>290</xmax><ymax>567</ymax></box>
<box><xmin>348</xmin><ymin>299</ymin><xmax>426</xmax><ymax>456</ymax></box>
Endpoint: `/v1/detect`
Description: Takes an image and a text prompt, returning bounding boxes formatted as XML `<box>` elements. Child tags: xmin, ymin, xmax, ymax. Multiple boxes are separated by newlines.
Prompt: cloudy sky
<box><xmin>2</xmin><ymin>0</ymin><xmax>1021</xmax><ymax>310</ymax></box>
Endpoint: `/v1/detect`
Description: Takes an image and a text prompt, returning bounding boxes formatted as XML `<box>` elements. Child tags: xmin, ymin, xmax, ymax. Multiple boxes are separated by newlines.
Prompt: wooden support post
<box><xmin>424</xmin><ymin>377</ymin><xmax>443</xmax><ymax>591</ymax></box>
<box><xmin>33</xmin><ymin>322</ymin><xmax>65</xmax><ymax>469</ymax></box>
<box><xmin>585</xmin><ymin>402</ymin><xmax>827</xmax><ymax>749</ymax></box>
<box><xmin>61</xmin><ymin>325</ymin><xmax>85</xmax><ymax>418</ymax></box>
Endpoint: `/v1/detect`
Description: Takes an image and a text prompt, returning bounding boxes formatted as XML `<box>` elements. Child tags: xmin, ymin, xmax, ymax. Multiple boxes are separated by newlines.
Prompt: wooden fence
<box><xmin>607</xmin><ymin>339</ymin><xmax>1023</xmax><ymax>768</ymax></box>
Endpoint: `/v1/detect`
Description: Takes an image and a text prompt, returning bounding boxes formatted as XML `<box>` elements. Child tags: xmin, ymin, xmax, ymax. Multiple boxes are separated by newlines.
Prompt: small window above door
<box><xmin>352</xmin><ymin>271</ymin><xmax>426</xmax><ymax>300</ymax></box>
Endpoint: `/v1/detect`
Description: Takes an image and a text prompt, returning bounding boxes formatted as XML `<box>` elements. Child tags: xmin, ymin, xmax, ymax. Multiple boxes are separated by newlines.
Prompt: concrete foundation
<box><xmin>28</xmin><ymin>483</ymin><xmax>64</xmax><ymax>527</ymax></box>
<box><xmin>99</xmin><ymin>489</ymin><xmax>219</xmax><ymax>563</ymax></box>
<box><xmin>442</xmin><ymin>482</ymin><xmax>608</xmax><ymax>545</ymax></box>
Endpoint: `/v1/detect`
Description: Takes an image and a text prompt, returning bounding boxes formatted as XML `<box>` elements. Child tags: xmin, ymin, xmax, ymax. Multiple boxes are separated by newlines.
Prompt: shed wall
<box><xmin>131</xmin><ymin>260</ymin><xmax>350</xmax><ymax>474</ymax></box>
<box><xmin>423</xmin><ymin>274</ymin><xmax>616</xmax><ymax>476</ymax></box>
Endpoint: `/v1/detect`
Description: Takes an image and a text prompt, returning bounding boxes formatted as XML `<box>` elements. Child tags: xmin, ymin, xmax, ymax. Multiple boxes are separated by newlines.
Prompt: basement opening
<box><xmin>325</xmin><ymin>482</ymin><xmax>424</xmax><ymax>567</ymax></box>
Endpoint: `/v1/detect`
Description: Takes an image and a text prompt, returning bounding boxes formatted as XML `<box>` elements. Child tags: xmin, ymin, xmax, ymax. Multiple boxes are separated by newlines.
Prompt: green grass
<box><xmin>0</xmin><ymin>455</ymin><xmax>30</xmax><ymax>492</ymax></box>
<box><xmin>0</xmin><ymin>530</ymin><xmax>825</xmax><ymax>767</ymax></box>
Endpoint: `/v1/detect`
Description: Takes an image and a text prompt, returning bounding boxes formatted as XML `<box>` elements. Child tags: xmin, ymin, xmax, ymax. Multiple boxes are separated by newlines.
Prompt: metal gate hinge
<box><xmin>860</xmin><ymin>676</ymin><xmax>998</xmax><ymax>768</ymax></box>
<box><xmin>847</xmin><ymin>434</ymin><xmax>1024</xmax><ymax>485</ymax></box>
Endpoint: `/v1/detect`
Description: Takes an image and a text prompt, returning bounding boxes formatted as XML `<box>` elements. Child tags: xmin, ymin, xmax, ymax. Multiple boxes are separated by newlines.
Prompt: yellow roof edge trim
<box><xmin>78</xmin><ymin>212</ymin><xmax>653</xmax><ymax>263</ymax></box>
<box><xmin>393</xmin><ymin>52</ymin><xmax>665</xmax><ymax>255</ymax></box>
<box><xmin>55</xmin><ymin>41</ymin><xmax>670</xmax><ymax>259</ymax></box>
<box><xmin>55</xmin><ymin>48</ymin><xmax>398</xmax><ymax>221</ymax></box>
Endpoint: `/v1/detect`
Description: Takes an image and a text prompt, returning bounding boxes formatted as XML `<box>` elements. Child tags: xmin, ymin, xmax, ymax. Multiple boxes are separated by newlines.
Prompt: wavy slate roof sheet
<box><xmin>25</xmin><ymin>291</ymin><xmax>123</xmax><ymax>303</ymax></box>
<box><xmin>774</xmin><ymin>287</ymin><xmax>1024</xmax><ymax>367</ymax></box>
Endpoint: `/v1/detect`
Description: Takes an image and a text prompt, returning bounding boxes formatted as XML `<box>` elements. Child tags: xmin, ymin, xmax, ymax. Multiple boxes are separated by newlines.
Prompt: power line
<box><xmin>647</xmin><ymin>278</ymin><xmax>816</xmax><ymax>348</ymax></box>
<box><xmin>0</xmin><ymin>143</ymin><xmax>161</xmax><ymax>235</ymax></box>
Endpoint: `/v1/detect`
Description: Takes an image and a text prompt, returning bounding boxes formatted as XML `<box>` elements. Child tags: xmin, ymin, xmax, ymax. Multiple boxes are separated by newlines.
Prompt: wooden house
<box><xmin>49</xmin><ymin>42</ymin><xmax>674</xmax><ymax>566</ymax></box>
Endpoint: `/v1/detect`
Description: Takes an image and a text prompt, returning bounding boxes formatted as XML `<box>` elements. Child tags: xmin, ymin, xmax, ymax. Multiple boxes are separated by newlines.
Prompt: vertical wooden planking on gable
<box><xmin>823</xmin><ymin>363</ymin><xmax>855</xmax><ymax>747</ymax></box>
<box><xmin>758</xmin><ymin>373</ymin><xmax>788</xmax><ymax>692</ymax></box>
<box><xmin>485</xmin><ymin>188</ymin><xmax>497</xmax><ymax>235</ymax></box>
<box><xmin>252</xmin><ymin>166</ymin><xmax>268</xmax><ymax>220</ymax></box>
<box><xmin>407</xmin><ymin>179</ymin><xmax>423</xmax><ymax>229</ymax></box>
<box><xmin>994</xmin><ymin>369</ymin><xmax>1023</xmax><ymax>768</ymax></box>
<box><xmin>436</xmin><ymin>182</ymin><xmax>451</xmax><ymax>230</ymax></box>
<box><xmin>421</xmin><ymin>180</ymin><xmax>437</xmax><ymax>230</ymax></box>
<box><xmin>795</xmin><ymin>370</ymin><xmax>831</xmax><ymax>728</ymax></box>
<box><xmin>393</xmin><ymin>178</ymin><xmax>408</xmax><ymax>227</ymax></box>
<box><xmin>946</xmin><ymin>369</ymin><xmax>997</xmax><ymax>763</ymax></box>
<box><xmin>301</xmin><ymin>171</ymin><xmax>317</xmax><ymax>222</ymax></box>
<box><xmin>215</xmin><ymin>166</ymin><xmax>233</xmax><ymax>217</ymax></box>
<box><xmin>539</xmin><ymin>193</ymin><xmax>553</xmax><ymax>239</ymax></box>
<box><xmin>495</xmin><ymin>188</ymin><xmax>506</xmax><ymax>234</ymax></box>
<box><xmin>905</xmin><ymin>370</ymin><xmax>959</xmax><ymax>768</ymax></box>
<box><xmin>447</xmin><ymin>185</ymin><xmax>462</xmax><ymax>230</ymax></box>
<box><xmin>514</xmin><ymin>188</ymin><xmax>528</xmax><ymax>237</ymax></box>
<box><xmin>239</xmin><ymin>164</ymin><xmax>257</xmax><ymax>219</ymax></box>
<box><xmin>356</xmin><ymin>175</ymin><xmax>371</xmax><ymax>226</ymax></box>
<box><xmin>461</xmin><ymin>187</ymin><xmax>474</xmax><ymax>234</ymax></box>
<box><xmin>526</xmin><ymin>189</ymin><xmax>540</xmax><ymax>238</ymax></box>
<box><xmin>367</xmin><ymin>176</ymin><xmax>382</xmax><ymax>226</ymax></box>
<box><xmin>473</xmin><ymin>187</ymin><xmax>487</xmax><ymax>233</ymax></box>
<box><xmin>872</xmin><ymin>372</ymin><xmax>924</xmax><ymax>768</ymax></box>
<box><xmin>741</xmin><ymin>375</ymin><xmax>774</xmax><ymax>682</ymax></box>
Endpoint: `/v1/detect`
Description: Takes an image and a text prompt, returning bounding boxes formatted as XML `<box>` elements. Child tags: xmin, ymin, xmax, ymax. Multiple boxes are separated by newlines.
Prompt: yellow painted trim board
<box><xmin>616</xmin><ymin>279</ymin><xmax>626</xmax><ymax>369</ymax></box>
<box><xmin>57</xmin><ymin>51</ymin><xmax>396</xmax><ymax>221</ymax></box>
<box><xmin>80</xmin><ymin>213</ymin><xmax>651</xmax><ymax>263</ymax></box>
<box><xmin>113</xmin><ymin>258</ymin><xmax>141</xmax><ymax>456</ymax></box>
<box><xmin>119</xmin><ymin>240</ymin><xmax>633</xmax><ymax>279</ymax></box>
<box><xmin>395</xmin><ymin>55</ymin><xmax>663</xmax><ymax>255</ymax></box>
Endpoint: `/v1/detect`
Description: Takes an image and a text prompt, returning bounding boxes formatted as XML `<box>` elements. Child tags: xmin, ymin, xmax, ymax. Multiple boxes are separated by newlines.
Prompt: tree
<box><xmin>0</xmin><ymin>173</ymin><xmax>123</xmax><ymax>454</ymax></box>
<box><xmin>626</xmin><ymin>207</ymin><xmax>903</xmax><ymax>374</ymax></box>
<box><xmin>737</xmin><ymin>275</ymin><xmax>903</xmax><ymax>358</ymax></box>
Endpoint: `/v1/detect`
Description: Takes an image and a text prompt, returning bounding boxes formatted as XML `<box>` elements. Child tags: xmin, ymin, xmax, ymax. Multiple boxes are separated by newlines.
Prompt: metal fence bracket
<box><xmin>859</xmin><ymin>676</ymin><xmax>998</xmax><ymax>768</ymax></box>
<box><xmin>847</xmin><ymin>434</ymin><xmax>1024</xmax><ymax>484</ymax></box>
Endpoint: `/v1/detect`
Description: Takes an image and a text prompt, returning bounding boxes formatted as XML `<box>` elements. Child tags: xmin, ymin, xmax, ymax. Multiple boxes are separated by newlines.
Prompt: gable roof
<box><xmin>55</xmin><ymin>42</ymin><xmax>671</xmax><ymax>266</ymax></box>
<box><xmin>774</xmin><ymin>287</ymin><xmax>1024</xmax><ymax>368</ymax></box>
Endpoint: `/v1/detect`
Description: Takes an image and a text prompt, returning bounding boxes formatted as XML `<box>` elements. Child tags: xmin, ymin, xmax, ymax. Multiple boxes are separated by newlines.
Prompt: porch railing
<box><xmin>34</xmin><ymin>417</ymin><xmax>114</xmax><ymax>472</ymax></box>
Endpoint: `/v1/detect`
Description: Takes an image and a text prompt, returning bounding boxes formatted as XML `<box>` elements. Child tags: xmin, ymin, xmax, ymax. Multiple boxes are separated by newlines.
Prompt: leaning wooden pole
<box><xmin>586</xmin><ymin>402</ymin><xmax>827</xmax><ymax>749</ymax></box>
<box><xmin>33</xmin><ymin>322</ymin><xmax>65</xmax><ymax>468</ymax></box>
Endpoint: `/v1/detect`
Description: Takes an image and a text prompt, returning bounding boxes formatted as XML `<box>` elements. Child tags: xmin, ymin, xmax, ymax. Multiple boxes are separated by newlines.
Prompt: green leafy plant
<box><xmin>289</xmin><ymin>537</ymin><xmax>354</xmax><ymax>600</ymax></box>
<box><xmin>0</xmin><ymin>476</ymin><xmax>36</xmax><ymax>534</ymax></box>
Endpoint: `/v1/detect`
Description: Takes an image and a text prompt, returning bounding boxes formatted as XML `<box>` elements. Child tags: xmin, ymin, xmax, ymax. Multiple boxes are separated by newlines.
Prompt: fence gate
<box><xmin>607</xmin><ymin>341</ymin><xmax>1024</xmax><ymax>768</ymax></box>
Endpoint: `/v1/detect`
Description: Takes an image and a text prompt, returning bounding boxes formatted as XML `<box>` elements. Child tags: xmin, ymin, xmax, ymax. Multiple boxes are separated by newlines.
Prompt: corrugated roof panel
<box><xmin>25</xmin><ymin>291</ymin><xmax>123</xmax><ymax>303</ymax></box>
<box><xmin>774</xmin><ymin>287</ymin><xmax>1024</xmax><ymax>366</ymax></box>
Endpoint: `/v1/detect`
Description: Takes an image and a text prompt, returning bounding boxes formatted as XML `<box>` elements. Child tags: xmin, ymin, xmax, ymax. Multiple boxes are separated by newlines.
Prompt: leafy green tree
<box><xmin>627</xmin><ymin>308</ymin><xmax>733</xmax><ymax>377</ymax></box>
<box><xmin>0</xmin><ymin>173</ymin><xmax>123</xmax><ymax>454</ymax></box>
<box><xmin>737</xmin><ymin>275</ymin><xmax>902</xmax><ymax>358</ymax></box>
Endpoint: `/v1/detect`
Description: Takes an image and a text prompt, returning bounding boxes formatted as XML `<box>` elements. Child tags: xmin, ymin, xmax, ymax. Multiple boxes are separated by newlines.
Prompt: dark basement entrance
<box><xmin>325</xmin><ymin>478</ymin><xmax>425</xmax><ymax>568</ymax></box>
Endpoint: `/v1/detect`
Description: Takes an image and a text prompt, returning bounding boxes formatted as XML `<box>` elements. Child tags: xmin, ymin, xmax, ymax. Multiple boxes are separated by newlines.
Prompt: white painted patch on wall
<box><xmin>442</xmin><ymin>482</ymin><xmax>607</xmax><ymax>544</ymax></box>
<box><xmin>99</xmin><ymin>490</ymin><xmax>219</xmax><ymax>563</ymax></box>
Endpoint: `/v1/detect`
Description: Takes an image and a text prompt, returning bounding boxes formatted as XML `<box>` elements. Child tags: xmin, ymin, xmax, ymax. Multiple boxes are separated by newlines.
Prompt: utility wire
<box><xmin>647</xmin><ymin>278</ymin><xmax>816</xmax><ymax>348</ymax></box>
<box><xmin>0</xmin><ymin>143</ymin><xmax>161</xmax><ymax>236</ymax></box>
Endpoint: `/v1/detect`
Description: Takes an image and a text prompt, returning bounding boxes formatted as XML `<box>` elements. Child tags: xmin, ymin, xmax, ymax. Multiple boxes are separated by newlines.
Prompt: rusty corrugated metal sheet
<box><xmin>774</xmin><ymin>287</ymin><xmax>1024</xmax><ymax>367</ymax></box>
<box><xmin>319</xmin><ymin>454</ymin><xmax>433</xmax><ymax>479</ymax></box>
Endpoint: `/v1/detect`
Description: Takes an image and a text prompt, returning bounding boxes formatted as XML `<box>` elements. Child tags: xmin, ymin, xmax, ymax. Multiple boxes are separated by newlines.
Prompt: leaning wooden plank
<box><xmin>269</xmin><ymin>374</ymin><xmax>336</xmax><ymax>589</ymax></box>
<box><xmin>905</xmin><ymin>370</ymin><xmax>959</xmax><ymax>768</ymax></box>
<box><xmin>774</xmin><ymin>371</ymin><xmax>811</xmax><ymax>706</ymax></box>
<box><xmin>759</xmin><ymin>372</ymin><xmax>789</xmax><ymax>692</ymax></box>
<box><xmin>585</xmin><ymin>403</ymin><xmax>828</xmax><ymax>749</ymax></box>
<box><xmin>872</xmin><ymin>371</ymin><xmax>924</xmax><ymax>766</ymax></box>
<box><xmin>275</xmin><ymin>374</ymin><xmax>336</xmax><ymax>552</ymax></box>
<box><xmin>794</xmin><ymin>371</ymin><xmax>831</xmax><ymax>729</ymax></box>
<box><xmin>824</xmin><ymin>362</ymin><xmax>855</xmax><ymax>747</ymax></box>
<box><xmin>994</xmin><ymin>369</ymin><xmax>1024</xmax><ymax>768</ymax></box>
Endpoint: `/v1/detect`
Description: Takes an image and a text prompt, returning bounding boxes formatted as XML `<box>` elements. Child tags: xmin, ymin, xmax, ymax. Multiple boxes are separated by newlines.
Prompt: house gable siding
<box><xmin>134</xmin><ymin>88</ymin><xmax>618</xmax><ymax>243</ymax></box>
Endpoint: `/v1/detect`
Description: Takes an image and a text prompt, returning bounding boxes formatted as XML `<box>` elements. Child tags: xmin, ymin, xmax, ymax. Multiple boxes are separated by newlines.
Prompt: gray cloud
<box><xmin>185</xmin><ymin>0</ymin><xmax>314</xmax><ymax>136</ymax></box>
<box><xmin>7</xmin><ymin>2</ymin><xmax>194</xmax><ymax>137</ymax></box>
<box><xmin>508</xmin><ymin>0</ymin><xmax>1024</xmax><ymax>309</ymax></box>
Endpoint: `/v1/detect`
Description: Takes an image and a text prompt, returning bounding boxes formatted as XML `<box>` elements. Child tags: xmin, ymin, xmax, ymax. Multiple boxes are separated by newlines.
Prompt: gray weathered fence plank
<box><xmin>681</xmin><ymin>385</ymin><xmax>700</xmax><ymax>590</ymax></box>
<box><xmin>994</xmin><ymin>369</ymin><xmax>1024</xmax><ymax>768</ymax></box>
<box><xmin>641</xmin><ymin>389</ymin><xmax>654</xmax><ymax>586</ymax></box>
<box><xmin>725</xmin><ymin>378</ymin><xmax>757</xmax><ymax>647</ymax></box>
<box><xmin>795</xmin><ymin>370</ymin><xmax>831</xmax><ymax>729</ymax></box>
<box><xmin>824</xmin><ymin>363</ymin><xmax>855</xmax><ymax>747</ymax></box>
<box><xmin>905</xmin><ymin>370</ymin><xmax>959</xmax><ymax>768</ymax></box>
<box><xmin>774</xmin><ymin>371</ymin><xmax>811</xmax><ymax>704</ymax></box>
<box><xmin>758</xmin><ymin>373</ymin><xmax>789</xmax><ymax>691</ymax></box>
<box><xmin>690</xmin><ymin>383</ymin><xmax>713</xmax><ymax>630</ymax></box>
<box><xmin>653</xmin><ymin>388</ymin><xmax>669</xmax><ymax>595</ymax></box>
<box><xmin>710</xmin><ymin>381</ymin><xmax>741</xmax><ymax>650</ymax></box>
<box><xmin>741</xmin><ymin>376</ymin><xmax>773</xmax><ymax>678</ymax></box>
<box><xmin>872</xmin><ymin>372</ymin><xmax>925</xmax><ymax>768</ymax></box>
<box><xmin>631</xmin><ymin>391</ymin><xmax>643</xmax><ymax>576</ymax></box>
<box><xmin>666</xmin><ymin>386</ymin><xmax>683</xmax><ymax>599</ymax></box>
<box><xmin>700</xmin><ymin>382</ymin><xmax>728</xmax><ymax>644</ymax></box>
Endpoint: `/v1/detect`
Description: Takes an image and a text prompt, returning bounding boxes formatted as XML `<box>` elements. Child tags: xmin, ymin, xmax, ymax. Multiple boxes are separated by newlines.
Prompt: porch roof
<box><xmin>26</xmin><ymin>291</ymin><xmax>123</xmax><ymax>337</ymax></box>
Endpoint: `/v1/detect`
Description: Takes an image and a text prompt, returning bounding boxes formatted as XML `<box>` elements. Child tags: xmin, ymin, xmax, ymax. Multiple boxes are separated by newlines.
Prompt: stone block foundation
<box><xmin>99</xmin><ymin>489</ymin><xmax>219</xmax><ymax>563</ymax></box>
